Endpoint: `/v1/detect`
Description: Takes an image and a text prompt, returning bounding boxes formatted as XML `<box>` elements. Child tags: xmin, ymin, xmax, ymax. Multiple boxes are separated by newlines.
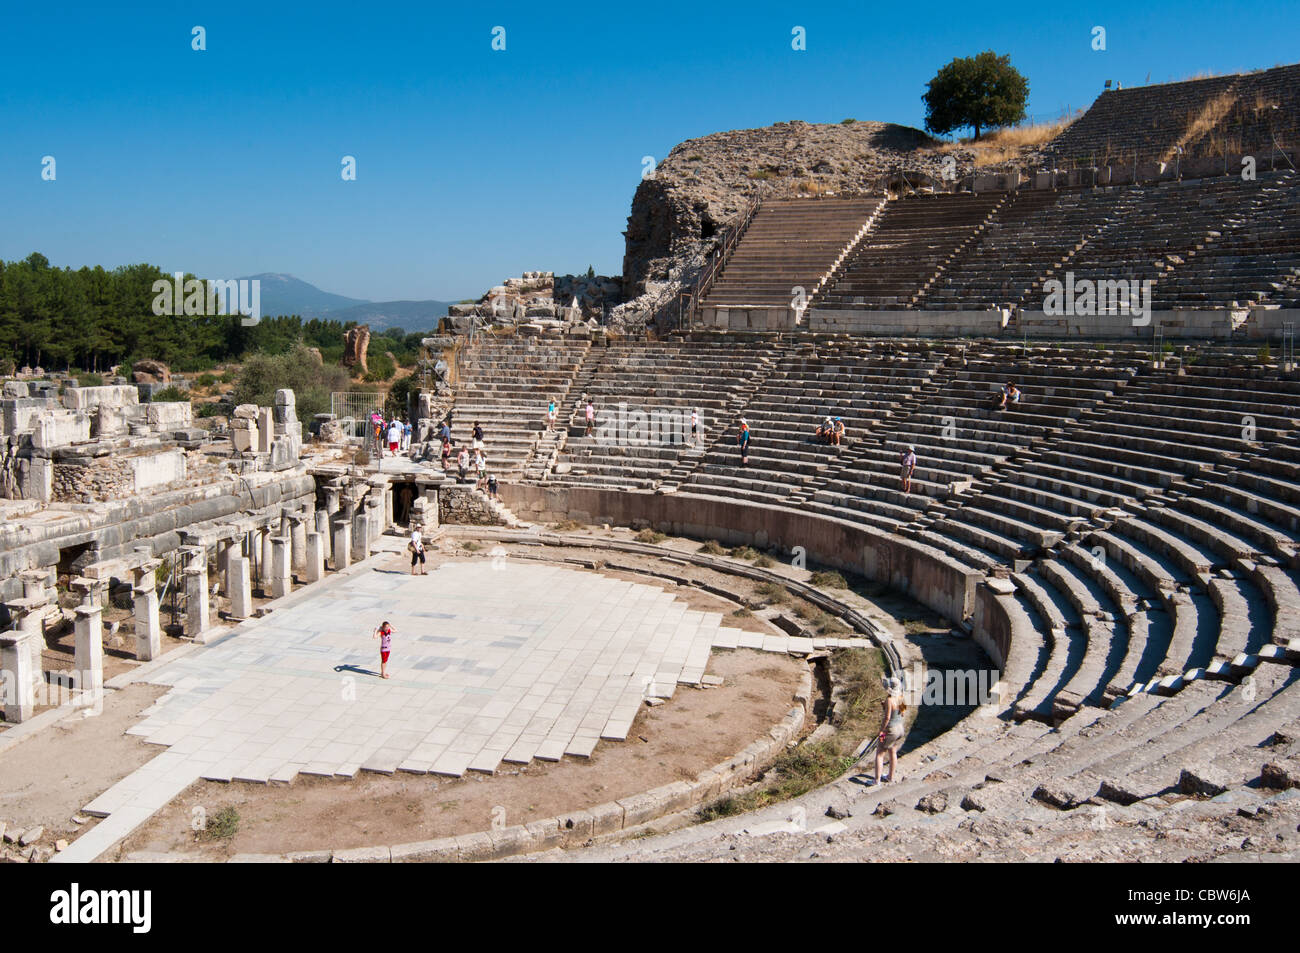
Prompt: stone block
<box><xmin>390</xmin><ymin>838</ymin><xmax>460</xmax><ymax>863</ymax></box>
<box><xmin>331</xmin><ymin>845</ymin><xmax>391</xmax><ymax>863</ymax></box>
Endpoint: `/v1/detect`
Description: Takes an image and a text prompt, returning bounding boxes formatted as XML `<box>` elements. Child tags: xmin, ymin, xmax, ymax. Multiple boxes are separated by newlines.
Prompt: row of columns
<box><xmin>2</xmin><ymin>482</ymin><xmax>394</xmax><ymax>724</ymax></box>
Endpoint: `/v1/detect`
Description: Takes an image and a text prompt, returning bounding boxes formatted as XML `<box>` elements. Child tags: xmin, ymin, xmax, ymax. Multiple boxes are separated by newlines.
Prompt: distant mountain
<box><xmin>326</xmin><ymin>299</ymin><xmax>457</xmax><ymax>333</ymax></box>
<box><xmin>243</xmin><ymin>273</ymin><xmax>369</xmax><ymax>317</ymax></box>
<box><xmin>240</xmin><ymin>273</ymin><xmax>458</xmax><ymax>333</ymax></box>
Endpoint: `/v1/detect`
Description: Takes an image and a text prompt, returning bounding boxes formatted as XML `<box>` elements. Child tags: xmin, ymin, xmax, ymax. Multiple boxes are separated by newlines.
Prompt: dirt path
<box><xmin>0</xmin><ymin>683</ymin><xmax>168</xmax><ymax>845</ymax></box>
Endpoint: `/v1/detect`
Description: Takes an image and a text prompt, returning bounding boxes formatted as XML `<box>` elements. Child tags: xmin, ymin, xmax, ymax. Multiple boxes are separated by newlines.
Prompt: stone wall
<box><xmin>498</xmin><ymin>484</ymin><xmax>981</xmax><ymax>626</ymax></box>
<box><xmin>438</xmin><ymin>485</ymin><xmax>507</xmax><ymax>526</ymax></box>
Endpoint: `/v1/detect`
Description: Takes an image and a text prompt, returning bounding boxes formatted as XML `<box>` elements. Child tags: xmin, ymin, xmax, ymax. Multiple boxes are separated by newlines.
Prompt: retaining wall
<box><xmin>499</xmin><ymin>484</ymin><xmax>981</xmax><ymax>627</ymax></box>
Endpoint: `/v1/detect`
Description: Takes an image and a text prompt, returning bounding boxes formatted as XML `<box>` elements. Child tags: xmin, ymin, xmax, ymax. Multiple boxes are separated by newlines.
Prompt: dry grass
<box><xmin>935</xmin><ymin>114</ymin><xmax>1079</xmax><ymax>165</ymax></box>
<box><xmin>1164</xmin><ymin>90</ymin><xmax>1239</xmax><ymax>161</ymax></box>
<box><xmin>794</xmin><ymin>178</ymin><xmax>826</xmax><ymax>195</ymax></box>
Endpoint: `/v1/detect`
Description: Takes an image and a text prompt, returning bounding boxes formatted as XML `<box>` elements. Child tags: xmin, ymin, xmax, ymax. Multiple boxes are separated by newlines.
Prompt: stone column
<box><xmin>184</xmin><ymin>565</ymin><xmax>210</xmax><ymax>641</ymax></box>
<box><xmin>73</xmin><ymin>604</ymin><xmax>104</xmax><ymax>704</ymax></box>
<box><xmin>228</xmin><ymin>556</ymin><xmax>253</xmax><ymax>621</ymax></box>
<box><xmin>290</xmin><ymin>515</ymin><xmax>307</xmax><ymax>573</ymax></box>
<box><xmin>19</xmin><ymin>573</ymin><xmax>50</xmax><ymax>684</ymax></box>
<box><xmin>269</xmin><ymin>536</ymin><xmax>292</xmax><ymax>599</ymax></box>
<box><xmin>215</xmin><ymin>537</ymin><xmax>235</xmax><ymax>595</ymax></box>
<box><xmin>332</xmin><ymin>519</ymin><xmax>352</xmax><ymax>571</ymax></box>
<box><xmin>132</xmin><ymin>580</ymin><xmax>161</xmax><ymax>661</ymax></box>
<box><xmin>369</xmin><ymin>477</ymin><xmax>392</xmax><ymax>533</ymax></box>
<box><xmin>352</xmin><ymin>508</ymin><xmax>371</xmax><ymax>562</ymax></box>
<box><xmin>325</xmin><ymin>486</ymin><xmax>341</xmax><ymax>516</ymax></box>
<box><xmin>315</xmin><ymin>509</ymin><xmax>332</xmax><ymax>562</ymax></box>
<box><xmin>304</xmin><ymin>531</ymin><xmax>325</xmax><ymax>583</ymax></box>
<box><xmin>260</xmin><ymin>526</ymin><xmax>275</xmax><ymax>589</ymax></box>
<box><xmin>0</xmin><ymin>630</ymin><xmax>35</xmax><ymax>723</ymax></box>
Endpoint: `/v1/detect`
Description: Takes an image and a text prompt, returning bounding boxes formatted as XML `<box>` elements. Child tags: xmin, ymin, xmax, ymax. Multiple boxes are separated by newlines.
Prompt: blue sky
<box><xmin>2</xmin><ymin>1</ymin><xmax>1296</xmax><ymax>301</ymax></box>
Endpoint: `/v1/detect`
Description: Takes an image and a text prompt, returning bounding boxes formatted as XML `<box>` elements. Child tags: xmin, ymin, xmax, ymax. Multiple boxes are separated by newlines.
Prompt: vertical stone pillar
<box><xmin>332</xmin><ymin>519</ymin><xmax>352</xmax><ymax>571</ymax></box>
<box><xmin>260</xmin><ymin>526</ymin><xmax>275</xmax><ymax>589</ymax></box>
<box><xmin>304</xmin><ymin>531</ymin><xmax>325</xmax><ymax>583</ymax></box>
<box><xmin>325</xmin><ymin>486</ymin><xmax>341</xmax><ymax>516</ymax></box>
<box><xmin>426</xmin><ymin>488</ymin><xmax>441</xmax><ymax>531</ymax></box>
<box><xmin>352</xmin><ymin>508</ymin><xmax>371</xmax><ymax>562</ymax></box>
<box><xmin>290</xmin><ymin>515</ymin><xmax>307</xmax><ymax>573</ymax></box>
<box><xmin>184</xmin><ymin>565</ymin><xmax>210</xmax><ymax>641</ymax></box>
<box><xmin>270</xmin><ymin>536</ymin><xmax>292</xmax><ymax>599</ymax></box>
<box><xmin>228</xmin><ymin>556</ymin><xmax>253</xmax><ymax>621</ymax></box>
<box><xmin>0</xmin><ymin>630</ymin><xmax>35</xmax><ymax>723</ymax></box>
<box><xmin>216</xmin><ymin>537</ymin><xmax>234</xmax><ymax>595</ymax></box>
<box><xmin>315</xmin><ymin>509</ymin><xmax>332</xmax><ymax>562</ymax></box>
<box><xmin>74</xmin><ymin>604</ymin><xmax>104</xmax><ymax>703</ymax></box>
<box><xmin>369</xmin><ymin>477</ymin><xmax>392</xmax><ymax>534</ymax></box>
<box><xmin>132</xmin><ymin>583</ymin><xmax>161</xmax><ymax>661</ymax></box>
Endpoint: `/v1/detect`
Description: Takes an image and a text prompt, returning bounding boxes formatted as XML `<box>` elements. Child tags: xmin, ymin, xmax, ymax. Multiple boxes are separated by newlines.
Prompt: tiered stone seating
<box><xmin>701</xmin><ymin>197</ymin><xmax>884</xmax><ymax>309</ymax></box>
<box><xmin>1064</xmin><ymin>176</ymin><xmax>1271</xmax><ymax>297</ymax></box>
<box><xmin>1153</xmin><ymin>171</ymin><xmax>1300</xmax><ymax>308</ymax></box>
<box><xmin>451</xmin><ymin>337</ymin><xmax>590</xmax><ymax>476</ymax></box>
<box><xmin>1043</xmin><ymin>72</ymin><xmax>1242</xmax><ymax>166</ymax></box>
<box><xmin>552</xmin><ymin>340</ymin><xmax>780</xmax><ymax>490</ymax></box>
<box><xmin>680</xmin><ymin>343</ymin><xmax>944</xmax><ymax>513</ymax></box>
<box><xmin>817</xmin><ymin>193</ymin><xmax>1007</xmax><ymax>308</ymax></box>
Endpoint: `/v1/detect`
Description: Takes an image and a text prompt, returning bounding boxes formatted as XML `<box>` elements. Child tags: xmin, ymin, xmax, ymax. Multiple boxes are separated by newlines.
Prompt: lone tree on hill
<box><xmin>923</xmin><ymin>51</ymin><xmax>1028</xmax><ymax>141</ymax></box>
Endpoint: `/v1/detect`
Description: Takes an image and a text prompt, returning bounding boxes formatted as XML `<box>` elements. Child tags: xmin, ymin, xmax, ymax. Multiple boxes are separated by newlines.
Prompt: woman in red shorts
<box><xmin>372</xmin><ymin>621</ymin><xmax>393</xmax><ymax>679</ymax></box>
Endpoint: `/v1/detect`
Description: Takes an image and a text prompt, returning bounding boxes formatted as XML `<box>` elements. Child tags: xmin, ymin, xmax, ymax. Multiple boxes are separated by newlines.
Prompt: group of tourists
<box><xmin>814</xmin><ymin>416</ymin><xmax>846</xmax><ymax>445</ymax></box>
<box><xmin>369</xmin><ymin>411</ymin><xmax>411</xmax><ymax>457</ymax></box>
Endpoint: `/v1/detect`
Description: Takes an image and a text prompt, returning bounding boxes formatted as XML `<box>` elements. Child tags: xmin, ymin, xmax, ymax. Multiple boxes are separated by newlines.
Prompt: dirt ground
<box><xmin>0</xmin><ymin>682</ymin><xmax>169</xmax><ymax>843</ymax></box>
<box><xmin>114</xmin><ymin>648</ymin><xmax>803</xmax><ymax>859</ymax></box>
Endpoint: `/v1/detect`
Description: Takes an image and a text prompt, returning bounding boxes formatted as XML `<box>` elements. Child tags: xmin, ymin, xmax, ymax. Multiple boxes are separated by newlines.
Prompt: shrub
<box><xmin>810</xmin><ymin>570</ymin><xmax>848</xmax><ymax>589</ymax></box>
<box><xmin>729</xmin><ymin>545</ymin><xmax>760</xmax><ymax>561</ymax></box>
<box><xmin>196</xmin><ymin>402</ymin><xmax>225</xmax><ymax>418</ymax></box>
<box><xmin>754</xmin><ymin>554</ymin><xmax>776</xmax><ymax>569</ymax></box>
<box><xmin>635</xmin><ymin>529</ymin><xmax>666</xmax><ymax>544</ymax></box>
<box><xmin>755</xmin><ymin>582</ymin><xmax>789</xmax><ymax>605</ymax></box>
<box><xmin>233</xmin><ymin>344</ymin><xmax>350</xmax><ymax>422</ymax></box>
<box><xmin>697</xmin><ymin>540</ymin><xmax>726</xmax><ymax>555</ymax></box>
<box><xmin>149</xmin><ymin>386</ymin><xmax>189</xmax><ymax>402</ymax></box>
<box><xmin>76</xmin><ymin>373</ymin><xmax>104</xmax><ymax>387</ymax></box>
<box><xmin>362</xmin><ymin>352</ymin><xmax>396</xmax><ymax>382</ymax></box>
<box><xmin>196</xmin><ymin>373</ymin><xmax>218</xmax><ymax>388</ymax></box>
<box><xmin>199</xmin><ymin>806</ymin><xmax>240</xmax><ymax>841</ymax></box>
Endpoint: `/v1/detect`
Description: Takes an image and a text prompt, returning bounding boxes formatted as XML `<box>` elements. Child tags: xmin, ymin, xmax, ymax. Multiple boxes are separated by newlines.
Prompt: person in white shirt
<box><xmin>387</xmin><ymin>419</ymin><xmax>402</xmax><ymax>455</ymax></box>
<box><xmin>900</xmin><ymin>446</ymin><xmax>917</xmax><ymax>495</ymax></box>
<box><xmin>408</xmin><ymin>529</ymin><xmax>426</xmax><ymax>575</ymax></box>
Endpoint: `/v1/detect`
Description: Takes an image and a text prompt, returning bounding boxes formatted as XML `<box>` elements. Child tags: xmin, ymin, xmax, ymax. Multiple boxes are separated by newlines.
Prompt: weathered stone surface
<box><xmin>1179</xmin><ymin>765</ymin><xmax>1232</xmax><ymax>798</ymax></box>
<box><xmin>132</xmin><ymin>359</ymin><xmax>171</xmax><ymax>384</ymax></box>
<box><xmin>1261</xmin><ymin>757</ymin><xmax>1300</xmax><ymax>790</ymax></box>
<box><xmin>916</xmin><ymin>791</ymin><xmax>949</xmax><ymax>814</ymax></box>
<box><xmin>343</xmin><ymin>325</ymin><xmax>370</xmax><ymax>372</ymax></box>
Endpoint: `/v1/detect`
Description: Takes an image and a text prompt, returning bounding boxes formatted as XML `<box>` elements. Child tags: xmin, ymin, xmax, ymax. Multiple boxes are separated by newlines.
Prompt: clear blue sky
<box><xmin>2</xmin><ymin>0</ymin><xmax>1296</xmax><ymax>302</ymax></box>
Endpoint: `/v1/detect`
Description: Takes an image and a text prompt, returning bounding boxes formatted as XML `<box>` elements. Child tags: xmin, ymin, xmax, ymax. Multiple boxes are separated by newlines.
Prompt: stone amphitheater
<box><xmin>3</xmin><ymin>63</ymin><xmax>1300</xmax><ymax>864</ymax></box>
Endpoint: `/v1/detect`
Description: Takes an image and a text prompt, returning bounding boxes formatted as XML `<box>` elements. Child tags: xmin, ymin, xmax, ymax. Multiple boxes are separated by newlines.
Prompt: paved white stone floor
<box><xmin>55</xmin><ymin>558</ymin><xmax>777</xmax><ymax>862</ymax></box>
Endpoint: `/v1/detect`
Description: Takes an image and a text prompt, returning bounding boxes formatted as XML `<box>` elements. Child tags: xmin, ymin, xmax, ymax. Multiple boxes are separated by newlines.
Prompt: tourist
<box><xmin>547</xmin><ymin>398</ymin><xmax>557</xmax><ymax>431</ymax></box>
<box><xmin>372</xmin><ymin>414</ymin><xmax>385</xmax><ymax>456</ymax></box>
<box><xmin>473</xmin><ymin>448</ymin><xmax>487</xmax><ymax>487</ymax></box>
<box><xmin>440</xmin><ymin>438</ymin><xmax>452</xmax><ymax>470</ymax></box>
<box><xmin>439</xmin><ymin>419</ymin><xmax>451</xmax><ymax>445</ymax></box>
<box><xmin>585</xmin><ymin>399</ymin><xmax>596</xmax><ymax>436</ymax></box>
<box><xmin>457</xmin><ymin>446</ymin><xmax>469</xmax><ymax>482</ymax></box>
<box><xmin>402</xmin><ymin>419</ymin><xmax>412</xmax><ymax>452</ymax></box>
<box><xmin>874</xmin><ymin>676</ymin><xmax>907</xmax><ymax>784</ymax></box>
<box><xmin>387</xmin><ymin>418</ymin><xmax>402</xmax><ymax>456</ymax></box>
<box><xmin>689</xmin><ymin>408</ymin><xmax>700</xmax><ymax>446</ymax></box>
<box><xmin>487</xmin><ymin>471</ymin><xmax>499</xmax><ymax>499</ymax></box>
<box><xmin>408</xmin><ymin>529</ymin><xmax>426</xmax><ymax>576</ymax></box>
<box><xmin>900</xmin><ymin>445</ymin><xmax>917</xmax><ymax>494</ymax></box>
<box><xmin>372</xmin><ymin>621</ymin><xmax>394</xmax><ymax>679</ymax></box>
<box><xmin>737</xmin><ymin>418</ymin><xmax>751</xmax><ymax>466</ymax></box>
<box><xmin>994</xmin><ymin>380</ymin><xmax>1021</xmax><ymax>412</ymax></box>
<box><xmin>832</xmin><ymin>417</ymin><xmax>845</xmax><ymax>446</ymax></box>
<box><xmin>472</xmin><ymin>421</ymin><xmax>484</xmax><ymax>451</ymax></box>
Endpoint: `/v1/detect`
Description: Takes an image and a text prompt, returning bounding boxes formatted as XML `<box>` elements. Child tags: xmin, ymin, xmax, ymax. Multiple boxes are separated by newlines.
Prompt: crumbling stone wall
<box><xmin>438</xmin><ymin>485</ymin><xmax>506</xmax><ymax>526</ymax></box>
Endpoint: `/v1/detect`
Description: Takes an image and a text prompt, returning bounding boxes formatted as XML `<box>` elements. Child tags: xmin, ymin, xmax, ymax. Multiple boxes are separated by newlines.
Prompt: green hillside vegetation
<box><xmin>0</xmin><ymin>253</ymin><xmax>428</xmax><ymax>376</ymax></box>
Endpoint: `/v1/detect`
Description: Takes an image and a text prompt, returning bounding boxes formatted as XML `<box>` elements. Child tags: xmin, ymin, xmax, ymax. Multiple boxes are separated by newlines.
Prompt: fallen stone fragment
<box><xmin>19</xmin><ymin>826</ymin><xmax>43</xmax><ymax>847</ymax></box>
